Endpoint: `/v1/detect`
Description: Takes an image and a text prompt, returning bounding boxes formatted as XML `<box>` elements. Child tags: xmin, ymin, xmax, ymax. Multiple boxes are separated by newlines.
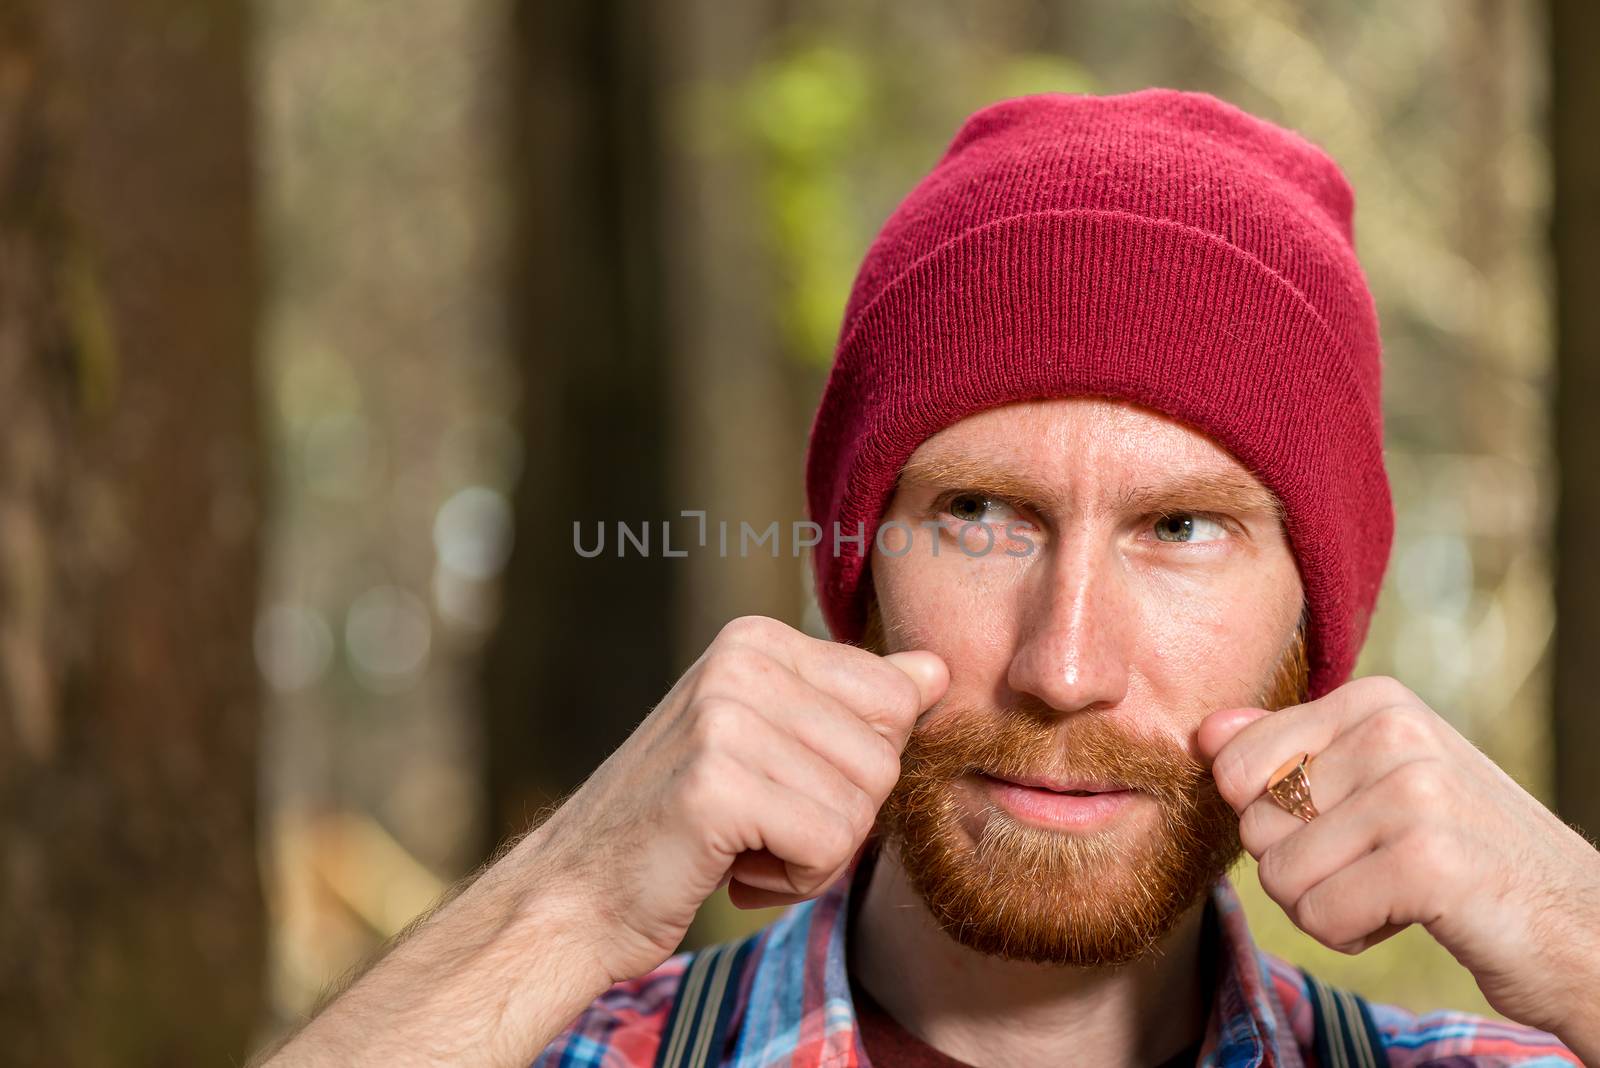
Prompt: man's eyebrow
<box><xmin>897</xmin><ymin>456</ymin><xmax>1283</xmax><ymax>520</ymax></box>
<box><xmin>896</xmin><ymin>456</ymin><xmax>1050</xmax><ymax>502</ymax></box>
<box><xmin>1116</xmin><ymin>472</ymin><xmax>1284</xmax><ymax>521</ymax></box>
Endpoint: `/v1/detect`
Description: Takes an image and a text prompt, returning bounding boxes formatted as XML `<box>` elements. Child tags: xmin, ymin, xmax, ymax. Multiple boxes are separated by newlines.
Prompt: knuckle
<box><xmin>787</xmin><ymin>874</ymin><xmax>818</xmax><ymax>896</ymax></box>
<box><xmin>1237</xmin><ymin>802</ymin><xmax>1273</xmax><ymax>858</ymax></box>
<box><xmin>1359</xmin><ymin>674</ymin><xmax>1418</xmax><ymax>708</ymax></box>
<box><xmin>787</xmin><ymin>821</ymin><xmax>851</xmax><ymax>895</ymax></box>
<box><xmin>688</xmin><ymin>696</ymin><xmax>750</xmax><ymax>752</ymax></box>
<box><xmin>822</xmin><ymin>811</ymin><xmax>857</xmax><ymax>862</ymax></box>
<box><xmin>841</xmin><ymin>791</ymin><xmax>877</xmax><ymax>841</ymax></box>
<box><xmin>1385</xmin><ymin>759</ymin><xmax>1450</xmax><ymax>811</ymax></box>
<box><xmin>717</xmin><ymin>614</ymin><xmax>782</xmax><ymax>646</ymax></box>
<box><xmin>677</xmin><ymin>751</ymin><xmax>737</xmax><ymax>818</ymax></box>
<box><xmin>1365</xmin><ymin>704</ymin><xmax>1431</xmax><ymax>752</ymax></box>
<box><xmin>867</xmin><ymin>738</ymin><xmax>905</xmax><ymax>798</ymax></box>
<box><xmin>1212</xmin><ymin>747</ymin><xmax>1251</xmax><ymax>806</ymax></box>
<box><xmin>790</xmin><ymin>868</ymin><xmax>830</xmax><ymax>896</ymax></box>
<box><xmin>1293</xmin><ymin>887</ymin><xmax>1334</xmax><ymax>940</ymax></box>
<box><xmin>1255</xmin><ymin>845</ymin><xmax>1293</xmax><ymax>902</ymax></box>
<box><xmin>882</xmin><ymin>668</ymin><xmax>923</xmax><ymax>719</ymax></box>
<box><xmin>700</xmin><ymin>641</ymin><xmax>768</xmax><ymax>687</ymax></box>
<box><xmin>1399</xmin><ymin>827</ymin><xmax>1460</xmax><ymax>883</ymax></box>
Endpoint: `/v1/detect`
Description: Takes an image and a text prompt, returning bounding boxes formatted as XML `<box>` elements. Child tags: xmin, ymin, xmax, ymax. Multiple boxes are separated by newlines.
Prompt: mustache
<box><xmin>898</xmin><ymin>697</ymin><xmax>1211</xmax><ymax>805</ymax></box>
<box><xmin>877</xmin><ymin>692</ymin><xmax>1253</xmax><ymax>966</ymax></box>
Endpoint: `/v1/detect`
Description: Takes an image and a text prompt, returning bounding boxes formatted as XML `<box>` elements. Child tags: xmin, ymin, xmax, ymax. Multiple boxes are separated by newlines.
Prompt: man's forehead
<box><xmin>895</xmin><ymin>400</ymin><xmax>1284</xmax><ymax>519</ymax></box>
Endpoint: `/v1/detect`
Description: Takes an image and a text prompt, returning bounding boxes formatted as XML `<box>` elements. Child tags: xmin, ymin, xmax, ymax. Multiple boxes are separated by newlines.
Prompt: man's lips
<box><xmin>974</xmin><ymin>772</ymin><xmax>1143</xmax><ymax>831</ymax></box>
<box><xmin>980</xmin><ymin>772</ymin><xmax>1133</xmax><ymax>795</ymax></box>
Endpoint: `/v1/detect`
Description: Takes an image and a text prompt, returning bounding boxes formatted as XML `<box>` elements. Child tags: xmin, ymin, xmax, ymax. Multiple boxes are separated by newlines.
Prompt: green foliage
<box><xmin>739</xmin><ymin>43</ymin><xmax>871</xmax><ymax>367</ymax></box>
<box><xmin>987</xmin><ymin>53</ymin><xmax>1095</xmax><ymax>101</ymax></box>
<box><xmin>737</xmin><ymin>43</ymin><xmax>1097</xmax><ymax>370</ymax></box>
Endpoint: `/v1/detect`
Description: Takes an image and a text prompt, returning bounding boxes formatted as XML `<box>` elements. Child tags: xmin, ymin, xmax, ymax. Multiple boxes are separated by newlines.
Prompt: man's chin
<box><xmin>888</xmin><ymin>797</ymin><xmax>1242</xmax><ymax>967</ymax></box>
<box><xmin>877</xmin><ymin>707</ymin><xmax>1250</xmax><ymax>966</ymax></box>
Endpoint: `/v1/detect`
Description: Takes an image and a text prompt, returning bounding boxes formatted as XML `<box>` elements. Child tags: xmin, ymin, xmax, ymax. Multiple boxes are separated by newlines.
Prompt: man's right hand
<box><xmin>531</xmin><ymin>614</ymin><xmax>948</xmax><ymax>987</ymax></box>
<box><xmin>263</xmin><ymin>615</ymin><xmax>946</xmax><ymax>1067</ymax></box>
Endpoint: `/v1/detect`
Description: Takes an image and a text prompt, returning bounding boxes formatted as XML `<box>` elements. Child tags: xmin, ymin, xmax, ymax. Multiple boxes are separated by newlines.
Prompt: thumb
<box><xmin>1196</xmin><ymin>705</ymin><xmax>1273</xmax><ymax>764</ymax></box>
<box><xmin>881</xmin><ymin>650</ymin><xmax>949</xmax><ymax>714</ymax></box>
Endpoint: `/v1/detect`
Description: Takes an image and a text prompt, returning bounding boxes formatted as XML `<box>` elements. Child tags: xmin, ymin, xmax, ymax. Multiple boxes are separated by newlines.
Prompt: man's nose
<box><xmin>1005</xmin><ymin>543</ymin><xmax>1133</xmax><ymax>715</ymax></box>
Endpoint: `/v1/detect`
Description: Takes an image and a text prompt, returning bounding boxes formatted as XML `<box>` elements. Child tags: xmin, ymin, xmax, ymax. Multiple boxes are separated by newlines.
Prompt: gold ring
<box><xmin>1266</xmin><ymin>751</ymin><xmax>1320</xmax><ymax>822</ymax></box>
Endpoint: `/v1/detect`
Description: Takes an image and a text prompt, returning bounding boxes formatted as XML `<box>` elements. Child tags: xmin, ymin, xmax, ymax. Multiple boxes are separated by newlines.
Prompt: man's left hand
<box><xmin>1198</xmin><ymin>675</ymin><xmax>1600</xmax><ymax>1052</ymax></box>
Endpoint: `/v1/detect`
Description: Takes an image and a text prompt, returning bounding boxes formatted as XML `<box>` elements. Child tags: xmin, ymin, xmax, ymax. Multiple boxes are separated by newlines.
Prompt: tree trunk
<box><xmin>0</xmin><ymin>2</ymin><xmax>263</xmax><ymax>1063</ymax></box>
<box><xmin>1549</xmin><ymin>0</ymin><xmax>1600</xmax><ymax>840</ymax></box>
<box><xmin>482</xmin><ymin>0</ymin><xmax>678</xmax><ymax>844</ymax></box>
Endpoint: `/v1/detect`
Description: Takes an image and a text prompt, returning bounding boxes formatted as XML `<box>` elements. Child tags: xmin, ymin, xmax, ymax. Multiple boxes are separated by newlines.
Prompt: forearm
<box><xmin>1545</xmin><ymin>880</ymin><xmax>1600</xmax><ymax>1067</ymax></box>
<box><xmin>265</xmin><ymin>831</ymin><xmax>613</xmax><ymax>1067</ymax></box>
<box><xmin>1553</xmin><ymin>963</ymin><xmax>1600</xmax><ymax>1067</ymax></box>
<box><xmin>1553</xmin><ymin>1021</ymin><xmax>1598</xmax><ymax>1067</ymax></box>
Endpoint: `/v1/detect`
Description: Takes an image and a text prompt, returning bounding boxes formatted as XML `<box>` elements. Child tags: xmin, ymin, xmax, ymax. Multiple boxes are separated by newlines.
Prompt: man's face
<box><xmin>867</xmin><ymin>396</ymin><xmax>1307</xmax><ymax>966</ymax></box>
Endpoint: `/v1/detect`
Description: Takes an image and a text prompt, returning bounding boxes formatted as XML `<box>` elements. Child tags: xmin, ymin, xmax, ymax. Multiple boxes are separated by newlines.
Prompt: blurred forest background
<box><xmin>2</xmin><ymin>0</ymin><xmax>1598</xmax><ymax>1064</ymax></box>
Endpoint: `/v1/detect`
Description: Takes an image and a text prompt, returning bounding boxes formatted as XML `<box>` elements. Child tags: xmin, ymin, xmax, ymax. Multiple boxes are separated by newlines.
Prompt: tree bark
<box><xmin>0</xmin><ymin>2</ymin><xmax>263</xmax><ymax>1063</ymax></box>
<box><xmin>482</xmin><ymin>0</ymin><xmax>678</xmax><ymax>844</ymax></box>
<box><xmin>1549</xmin><ymin>0</ymin><xmax>1600</xmax><ymax>841</ymax></box>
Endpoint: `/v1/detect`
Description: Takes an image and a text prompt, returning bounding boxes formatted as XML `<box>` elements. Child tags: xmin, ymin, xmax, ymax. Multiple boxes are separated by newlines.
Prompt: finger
<box><xmin>1239</xmin><ymin>715</ymin><xmax>1442</xmax><ymax>847</ymax></box>
<box><xmin>728</xmin><ymin>848</ymin><xmax>852</xmax><ymax>907</ymax></box>
<box><xmin>1250</xmin><ymin>774</ymin><xmax>1397</xmax><ymax>911</ymax></box>
<box><xmin>714</xmin><ymin>668</ymin><xmax>904</xmax><ymax>802</ymax></box>
<box><xmin>1208</xmin><ymin>675</ymin><xmax>1421</xmax><ymax>816</ymax></box>
<box><xmin>714</xmin><ymin>722</ymin><xmax>866</xmax><ymax>897</ymax></box>
<box><xmin>740</xmin><ymin>714</ymin><xmax>879</xmax><ymax>842</ymax></box>
<box><xmin>712</xmin><ymin>616</ymin><xmax>920</xmax><ymax>732</ymax></box>
<box><xmin>728</xmin><ymin>872</ymin><xmax>844</xmax><ymax>910</ymax></box>
<box><xmin>729</xmin><ymin>847</ymin><xmax>789</xmax><ymax>891</ymax></box>
<box><xmin>881</xmin><ymin>650</ymin><xmax>949</xmax><ymax>709</ymax></box>
<box><xmin>1238</xmin><ymin>786</ymin><xmax>1322</xmax><ymax>860</ymax></box>
<box><xmin>880</xmin><ymin>650</ymin><xmax>949</xmax><ymax>732</ymax></box>
<box><xmin>761</xmin><ymin>624</ymin><xmax>911</xmax><ymax>708</ymax></box>
<box><xmin>730</xmin><ymin>821</ymin><xmax>872</xmax><ymax>909</ymax></box>
<box><xmin>1331</xmin><ymin>922</ymin><xmax>1407</xmax><ymax>956</ymax></box>
<box><xmin>730</xmin><ymin>849</ymin><xmax>808</xmax><ymax>897</ymax></box>
<box><xmin>729</xmin><ymin>877</ymin><xmax>806</xmax><ymax>910</ymax></box>
<box><xmin>1289</xmin><ymin>845</ymin><xmax>1421</xmax><ymax>954</ymax></box>
<box><xmin>739</xmin><ymin>773</ymin><xmax>857</xmax><ymax>899</ymax></box>
<box><xmin>784</xmin><ymin>638</ymin><xmax>947</xmax><ymax>748</ymax></box>
<box><xmin>1196</xmin><ymin>706</ymin><xmax>1272</xmax><ymax>763</ymax></box>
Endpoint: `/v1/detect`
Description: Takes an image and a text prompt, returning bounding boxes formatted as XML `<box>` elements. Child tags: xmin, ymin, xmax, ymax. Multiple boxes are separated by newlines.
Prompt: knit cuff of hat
<box><xmin>805</xmin><ymin>208</ymin><xmax>1391</xmax><ymax>701</ymax></box>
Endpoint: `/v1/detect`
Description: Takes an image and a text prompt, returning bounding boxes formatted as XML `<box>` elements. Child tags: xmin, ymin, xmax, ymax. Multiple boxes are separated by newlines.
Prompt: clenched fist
<box><xmin>530</xmin><ymin>615</ymin><xmax>948</xmax><ymax>986</ymax></box>
<box><xmin>264</xmin><ymin>615</ymin><xmax>947</xmax><ymax>1068</ymax></box>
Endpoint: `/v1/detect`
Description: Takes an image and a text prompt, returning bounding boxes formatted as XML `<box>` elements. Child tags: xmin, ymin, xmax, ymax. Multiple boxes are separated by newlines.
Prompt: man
<box><xmin>266</xmin><ymin>89</ymin><xmax>1600</xmax><ymax>1067</ymax></box>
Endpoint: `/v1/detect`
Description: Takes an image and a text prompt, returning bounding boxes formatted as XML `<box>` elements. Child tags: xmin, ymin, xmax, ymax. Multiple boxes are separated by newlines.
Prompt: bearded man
<box><xmin>266</xmin><ymin>89</ymin><xmax>1600</xmax><ymax>1068</ymax></box>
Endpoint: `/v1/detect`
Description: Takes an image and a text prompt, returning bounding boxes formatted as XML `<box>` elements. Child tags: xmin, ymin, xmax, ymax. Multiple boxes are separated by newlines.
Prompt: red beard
<box><xmin>876</xmin><ymin>703</ymin><xmax>1244</xmax><ymax>965</ymax></box>
<box><xmin>862</xmin><ymin>593</ymin><xmax>1308</xmax><ymax>966</ymax></box>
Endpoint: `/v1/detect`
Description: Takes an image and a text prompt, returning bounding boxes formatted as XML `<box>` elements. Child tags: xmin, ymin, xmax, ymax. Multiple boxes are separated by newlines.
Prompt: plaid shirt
<box><xmin>534</xmin><ymin>860</ymin><xmax>1580</xmax><ymax>1068</ymax></box>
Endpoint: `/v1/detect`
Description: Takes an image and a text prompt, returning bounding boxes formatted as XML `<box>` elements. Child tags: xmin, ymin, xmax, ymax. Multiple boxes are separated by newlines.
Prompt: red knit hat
<box><xmin>805</xmin><ymin>88</ymin><xmax>1392</xmax><ymax>701</ymax></box>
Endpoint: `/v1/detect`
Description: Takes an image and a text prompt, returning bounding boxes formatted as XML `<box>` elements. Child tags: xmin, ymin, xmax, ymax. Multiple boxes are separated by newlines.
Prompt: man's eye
<box><xmin>1152</xmin><ymin>513</ymin><xmax>1228</xmax><ymax>543</ymax></box>
<box><xmin>945</xmin><ymin>493</ymin><xmax>1016</xmax><ymax>524</ymax></box>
